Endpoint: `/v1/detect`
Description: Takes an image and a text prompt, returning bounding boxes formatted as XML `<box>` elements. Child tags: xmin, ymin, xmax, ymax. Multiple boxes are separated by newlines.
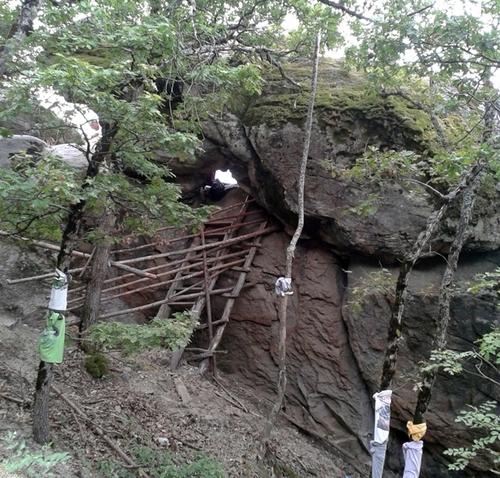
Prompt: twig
<box><xmin>69</xmin><ymin>406</ymin><xmax>85</xmax><ymax>438</ymax></box>
<box><xmin>212</xmin><ymin>375</ymin><xmax>248</xmax><ymax>413</ymax></box>
<box><xmin>214</xmin><ymin>390</ymin><xmax>248</xmax><ymax>413</ymax></box>
<box><xmin>78</xmin><ymin>247</ymin><xmax>95</xmax><ymax>278</ymax></box>
<box><xmin>170</xmin><ymin>435</ymin><xmax>202</xmax><ymax>451</ymax></box>
<box><xmin>0</xmin><ymin>392</ymin><xmax>26</xmax><ymax>405</ymax></box>
<box><xmin>187</xmin><ymin>350</ymin><xmax>228</xmax><ymax>360</ymax></box>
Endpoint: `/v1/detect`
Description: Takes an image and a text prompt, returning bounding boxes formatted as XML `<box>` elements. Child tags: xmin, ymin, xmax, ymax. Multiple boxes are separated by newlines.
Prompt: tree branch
<box><xmin>317</xmin><ymin>0</ymin><xmax>372</xmax><ymax>22</ymax></box>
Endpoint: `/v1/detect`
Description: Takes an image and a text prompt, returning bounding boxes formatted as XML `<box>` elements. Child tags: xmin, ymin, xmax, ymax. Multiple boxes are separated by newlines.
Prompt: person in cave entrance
<box><xmin>202</xmin><ymin>172</ymin><xmax>238</xmax><ymax>202</ymax></box>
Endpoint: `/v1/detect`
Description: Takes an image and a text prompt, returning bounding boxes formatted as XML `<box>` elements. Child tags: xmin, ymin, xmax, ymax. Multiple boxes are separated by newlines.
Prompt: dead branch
<box><xmin>0</xmin><ymin>392</ymin><xmax>26</xmax><ymax>405</ymax></box>
<box><xmin>212</xmin><ymin>375</ymin><xmax>248</xmax><ymax>413</ymax></box>
<box><xmin>173</xmin><ymin>377</ymin><xmax>191</xmax><ymax>403</ymax></box>
<box><xmin>214</xmin><ymin>390</ymin><xmax>248</xmax><ymax>412</ymax></box>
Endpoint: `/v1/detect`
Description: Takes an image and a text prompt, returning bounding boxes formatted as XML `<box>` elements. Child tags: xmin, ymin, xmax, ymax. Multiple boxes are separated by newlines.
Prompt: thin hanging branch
<box><xmin>260</xmin><ymin>32</ymin><xmax>321</xmax><ymax>454</ymax></box>
<box><xmin>379</xmin><ymin>157</ymin><xmax>487</xmax><ymax>391</ymax></box>
<box><xmin>412</xmin><ymin>95</ymin><xmax>497</xmax><ymax>424</ymax></box>
<box><xmin>413</xmin><ymin>163</ymin><xmax>486</xmax><ymax>424</ymax></box>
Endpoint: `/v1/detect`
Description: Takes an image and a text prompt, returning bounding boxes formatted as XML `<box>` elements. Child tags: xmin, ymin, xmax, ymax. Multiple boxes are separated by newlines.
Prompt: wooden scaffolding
<box><xmin>4</xmin><ymin>196</ymin><xmax>277</xmax><ymax>372</ymax></box>
<box><xmin>63</xmin><ymin>196</ymin><xmax>278</xmax><ymax>372</ymax></box>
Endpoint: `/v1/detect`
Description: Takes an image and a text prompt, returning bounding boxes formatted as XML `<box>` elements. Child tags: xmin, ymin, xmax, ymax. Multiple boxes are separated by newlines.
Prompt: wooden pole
<box><xmin>102</xmin><ymin>258</ymin><xmax>245</xmax><ymax>303</ymax></box>
<box><xmin>168</xmin><ymin>197</ymin><xmax>252</xmax><ymax>370</ymax></box>
<box><xmin>0</xmin><ymin>231</ymin><xmax>157</xmax><ymax>282</ymax></box>
<box><xmin>114</xmin><ymin>225</ymin><xmax>279</xmax><ymax>266</ymax></box>
<box><xmin>6</xmin><ymin>266</ymin><xmax>84</xmax><ymax>285</ymax></box>
<box><xmin>199</xmin><ymin>221</ymin><xmax>268</xmax><ymax>375</ymax></box>
<box><xmin>201</xmin><ymin>224</ymin><xmax>215</xmax><ymax>376</ymax></box>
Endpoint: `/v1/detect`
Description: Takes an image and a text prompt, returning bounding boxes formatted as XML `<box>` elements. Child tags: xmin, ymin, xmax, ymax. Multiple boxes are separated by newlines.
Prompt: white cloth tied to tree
<box><xmin>373</xmin><ymin>390</ymin><xmax>392</xmax><ymax>444</ymax></box>
<box><xmin>371</xmin><ymin>390</ymin><xmax>392</xmax><ymax>478</ymax></box>
<box><xmin>275</xmin><ymin>277</ymin><xmax>293</xmax><ymax>296</ymax></box>
<box><xmin>402</xmin><ymin>441</ymin><xmax>423</xmax><ymax>478</ymax></box>
<box><xmin>48</xmin><ymin>268</ymin><xmax>70</xmax><ymax>312</ymax></box>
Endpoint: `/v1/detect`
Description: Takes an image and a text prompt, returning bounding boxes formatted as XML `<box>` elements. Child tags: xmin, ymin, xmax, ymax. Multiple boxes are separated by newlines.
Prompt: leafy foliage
<box><xmin>421</xmin><ymin>348</ymin><xmax>475</xmax><ymax>376</ymax></box>
<box><xmin>331</xmin><ymin>141</ymin><xmax>489</xmax><ymax>189</ymax></box>
<box><xmin>1</xmin><ymin>431</ymin><xmax>70</xmax><ymax>477</ymax></box>
<box><xmin>444</xmin><ymin>401</ymin><xmax>500</xmax><ymax>474</ymax></box>
<box><xmin>0</xmin><ymin>151</ymin><xmax>84</xmax><ymax>240</ymax></box>
<box><xmin>422</xmin><ymin>327</ymin><xmax>500</xmax><ymax>473</ymax></box>
<box><xmin>88</xmin><ymin>312</ymin><xmax>196</xmax><ymax>354</ymax></box>
<box><xmin>467</xmin><ymin>268</ymin><xmax>500</xmax><ymax>297</ymax></box>
<box><xmin>346</xmin><ymin>268</ymin><xmax>395</xmax><ymax>313</ymax></box>
<box><xmin>0</xmin><ymin>0</ymin><xmax>342</xmax><ymax>246</ymax></box>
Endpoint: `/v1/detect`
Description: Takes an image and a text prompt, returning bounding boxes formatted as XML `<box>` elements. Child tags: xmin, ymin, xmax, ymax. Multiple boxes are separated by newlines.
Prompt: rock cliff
<box><xmin>171</xmin><ymin>61</ymin><xmax>500</xmax><ymax>477</ymax></box>
<box><xmin>3</xmin><ymin>60</ymin><xmax>500</xmax><ymax>477</ymax></box>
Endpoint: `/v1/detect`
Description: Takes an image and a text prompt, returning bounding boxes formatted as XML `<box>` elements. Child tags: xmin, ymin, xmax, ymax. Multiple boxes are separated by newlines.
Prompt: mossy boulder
<box><xmin>241</xmin><ymin>60</ymin><xmax>437</xmax><ymax>154</ymax></box>
<box><xmin>195</xmin><ymin>59</ymin><xmax>500</xmax><ymax>260</ymax></box>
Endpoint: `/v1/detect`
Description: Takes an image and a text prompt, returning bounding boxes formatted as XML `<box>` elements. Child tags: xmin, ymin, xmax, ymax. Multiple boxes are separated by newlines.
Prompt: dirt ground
<box><xmin>0</xmin><ymin>311</ymin><xmax>365</xmax><ymax>478</ymax></box>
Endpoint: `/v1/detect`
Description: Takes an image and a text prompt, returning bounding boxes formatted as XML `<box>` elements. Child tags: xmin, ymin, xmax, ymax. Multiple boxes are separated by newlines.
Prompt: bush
<box><xmin>96</xmin><ymin>445</ymin><xmax>226</xmax><ymax>478</ymax></box>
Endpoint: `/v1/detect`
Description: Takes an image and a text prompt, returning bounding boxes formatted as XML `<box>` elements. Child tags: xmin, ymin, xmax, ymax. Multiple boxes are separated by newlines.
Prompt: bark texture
<box><xmin>32</xmin><ymin>360</ymin><xmax>54</xmax><ymax>443</ymax></box>
<box><xmin>413</xmin><ymin>164</ymin><xmax>486</xmax><ymax>424</ymax></box>
<box><xmin>79</xmin><ymin>208</ymin><xmax>116</xmax><ymax>334</ymax></box>
<box><xmin>379</xmin><ymin>158</ymin><xmax>488</xmax><ymax>391</ymax></box>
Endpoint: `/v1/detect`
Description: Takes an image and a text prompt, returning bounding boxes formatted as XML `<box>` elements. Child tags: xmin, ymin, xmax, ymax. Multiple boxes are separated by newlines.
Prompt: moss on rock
<box><xmin>240</xmin><ymin>60</ymin><xmax>438</xmax><ymax>153</ymax></box>
<box><xmin>85</xmin><ymin>353</ymin><xmax>109</xmax><ymax>379</ymax></box>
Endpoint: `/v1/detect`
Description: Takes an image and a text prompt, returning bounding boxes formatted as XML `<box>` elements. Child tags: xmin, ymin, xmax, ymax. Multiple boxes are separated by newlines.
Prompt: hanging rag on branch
<box><xmin>259</xmin><ymin>32</ymin><xmax>321</xmax><ymax>456</ymax></box>
<box><xmin>371</xmin><ymin>390</ymin><xmax>392</xmax><ymax>478</ymax></box>
<box><xmin>275</xmin><ymin>277</ymin><xmax>293</xmax><ymax>296</ymax></box>
<box><xmin>37</xmin><ymin>268</ymin><xmax>71</xmax><ymax>364</ymax></box>
<box><xmin>402</xmin><ymin>421</ymin><xmax>426</xmax><ymax>477</ymax></box>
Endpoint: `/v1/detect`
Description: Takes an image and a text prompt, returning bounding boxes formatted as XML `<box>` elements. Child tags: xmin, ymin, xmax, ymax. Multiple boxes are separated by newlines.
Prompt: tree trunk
<box><xmin>260</xmin><ymin>32</ymin><xmax>320</xmax><ymax>455</ymax></box>
<box><xmin>57</xmin><ymin>121</ymin><xmax>117</xmax><ymax>268</ymax></box>
<box><xmin>32</xmin><ymin>360</ymin><xmax>54</xmax><ymax>443</ymax></box>
<box><xmin>413</xmin><ymin>163</ymin><xmax>486</xmax><ymax>423</ymax></box>
<box><xmin>379</xmin><ymin>158</ymin><xmax>488</xmax><ymax>391</ymax></box>
<box><xmin>79</xmin><ymin>208</ymin><xmax>116</xmax><ymax>336</ymax></box>
<box><xmin>32</xmin><ymin>122</ymin><xmax>118</xmax><ymax>444</ymax></box>
<box><xmin>413</xmin><ymin>95</ymin><xmax>497</xmax><ymax>423</ymax></box>
<box><xmin>0</xmin><ymin>0</ymin><xmax>43</xmax><ymax>78</ymax></box>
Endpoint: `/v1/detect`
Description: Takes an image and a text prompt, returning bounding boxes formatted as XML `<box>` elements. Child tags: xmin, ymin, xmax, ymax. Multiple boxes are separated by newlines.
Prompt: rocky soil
<box><xmin>0</xmin><ymin>311</ymin><xmax>365</xmax><ymax>478</ymax></box>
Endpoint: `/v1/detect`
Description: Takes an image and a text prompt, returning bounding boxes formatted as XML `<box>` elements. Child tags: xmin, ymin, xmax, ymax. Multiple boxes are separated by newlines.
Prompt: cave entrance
<box><xmin>215</xmin><ymin>169</ymin><xmax>237</xmax><ymax>184</ymax></box>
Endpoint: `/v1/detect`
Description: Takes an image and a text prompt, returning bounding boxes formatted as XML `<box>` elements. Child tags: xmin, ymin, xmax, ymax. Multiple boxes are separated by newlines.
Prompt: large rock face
<box><xmin>210</xmin><ymin>221</ymin><xmax>500</xmax><ymax>478</ymax></box>
<box><xmin>193</xmin><ymin>62</ymin><xmax>500</xmax><ymax>261</ymax></box>
<box><xmin>180</xmin><ymin>62</ymin><xmax>500</xmax><ymax>476</ymax></box>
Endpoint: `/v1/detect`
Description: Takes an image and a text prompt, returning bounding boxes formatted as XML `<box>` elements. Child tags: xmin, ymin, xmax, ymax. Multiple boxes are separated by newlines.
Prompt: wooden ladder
<box><xmin>198</xmin><ymin>219</ymin><xmax>267</xmax><ymax>375</ymax></box>
<box><xmin>167</xmin><ymin>198</ymin><xmax>253</xmax><ymax>369</ymax></box>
